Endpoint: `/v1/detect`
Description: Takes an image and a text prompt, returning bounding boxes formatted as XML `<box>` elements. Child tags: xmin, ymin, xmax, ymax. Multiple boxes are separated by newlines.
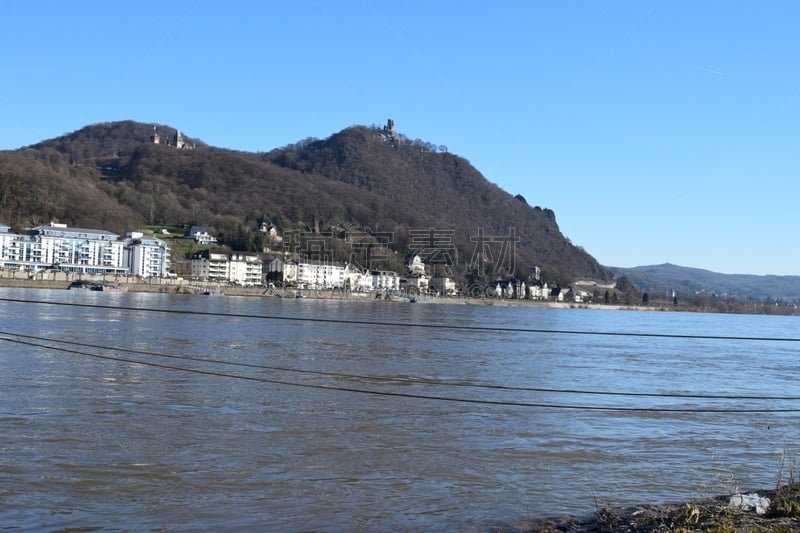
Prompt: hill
<box><xmin>610</xmin><ymin>263</ymin><xmax>800</xmax><ymax>302</ymax></box>
<box><xmin>0</xmin><ymin>120</ymin><xmax>611</xmax><ymax>285</ymax></box>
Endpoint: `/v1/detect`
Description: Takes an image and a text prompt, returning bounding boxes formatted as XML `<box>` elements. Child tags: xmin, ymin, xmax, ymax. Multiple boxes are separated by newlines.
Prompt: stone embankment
<box><xmin>0</xmin><ymin>271</ymin><xmax>366</xmax><ymax>298</ymax></box>
<box><xmin>0</xmin><ymin>270</ymin><xmax>646</xmax><ymax>308</ymax></box>
<box><xmin>0</xmin><ymin>270</ymin><xmax>185</xmax><ymax>293</ymax></box>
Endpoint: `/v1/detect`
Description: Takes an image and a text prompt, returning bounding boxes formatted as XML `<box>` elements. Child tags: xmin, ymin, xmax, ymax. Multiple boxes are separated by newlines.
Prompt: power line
<box><xmin>3</xmin><ymin>330</ymin><xmax>800</xmax><ymax>402</ymax></box>
<box><xmin>1</xmin><ymin>296</ymin><xmax>799</xmax><ymax>342</ymax></box>
<box><xmin>3</xmin><ymin>334</ymin><xmax>800</xmax><ymax>413</ymax></box>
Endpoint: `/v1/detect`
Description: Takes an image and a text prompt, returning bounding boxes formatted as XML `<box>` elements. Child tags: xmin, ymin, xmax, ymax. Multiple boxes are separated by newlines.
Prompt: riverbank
<box><xmin>474</xmin><ymin>483</ymin><xmax>800</xmax><ymax>532</ymax></box>
<box><xmin>0</xmin><ymin>276</ymin><xmax>648</xmax><ymax>310</ymax></box>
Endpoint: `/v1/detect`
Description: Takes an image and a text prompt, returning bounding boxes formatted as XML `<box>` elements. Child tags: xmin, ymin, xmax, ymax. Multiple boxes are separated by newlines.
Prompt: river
<box><xmin>1</xmin><ymin>288</ymin><xmax>798</xmax><ymax>531</ymax></box>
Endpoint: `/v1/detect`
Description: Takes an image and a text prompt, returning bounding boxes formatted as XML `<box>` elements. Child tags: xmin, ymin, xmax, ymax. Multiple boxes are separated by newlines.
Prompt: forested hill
<box><xmin>0</xmin><ymin>120</ymin><xmax>611</xmax><ymax>284</ymax></box>
<box><xmin>265</xmin><ymin>125</ymin><xmax>610</xmax><ymax>283</ymax></box>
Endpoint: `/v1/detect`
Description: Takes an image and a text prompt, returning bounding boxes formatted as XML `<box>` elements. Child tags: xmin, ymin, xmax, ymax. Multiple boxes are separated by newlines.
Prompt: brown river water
<box><xmin>1</xmin><ymin>288</ymin><xmax>798</xmax><ymax>531</ymax></box>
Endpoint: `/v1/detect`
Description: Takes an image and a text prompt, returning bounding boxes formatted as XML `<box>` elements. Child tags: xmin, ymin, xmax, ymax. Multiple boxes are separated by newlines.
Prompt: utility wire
<box><xmin>3</xmin><ymin>330</ymin><xmax>800</xmax><ymax>402</ymax></box>
<box><xmin>1</xmin><ymin>296</ymin><xmax>799</xmax><ymax>342</ymax></box>
<box><xmin>3</xmin><ymin>335</ymin><xmax>800</xmax><ymax>413</ymax></box>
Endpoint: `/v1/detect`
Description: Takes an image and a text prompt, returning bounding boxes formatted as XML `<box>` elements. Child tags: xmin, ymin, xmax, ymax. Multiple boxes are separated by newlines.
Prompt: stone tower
<box><xmin>174</xmin><ymin>130</ymin><xmax>187</xmax><ymax>149</ymax></box>
<box><xmin>384</xmin><ymin>118</ymin><xmax>397</xmax><ymax>138</ymax></box>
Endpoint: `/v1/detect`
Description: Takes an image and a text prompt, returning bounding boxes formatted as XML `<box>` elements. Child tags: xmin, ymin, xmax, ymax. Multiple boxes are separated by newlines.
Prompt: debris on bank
<box><xmin>467</xmin><ymin>483</ymin><xmax>800</xmax><ymax>532</ymax></box>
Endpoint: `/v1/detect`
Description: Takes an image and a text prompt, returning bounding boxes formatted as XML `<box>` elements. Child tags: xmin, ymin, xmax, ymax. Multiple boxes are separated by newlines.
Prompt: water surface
<box><xmin>1</xmin><ymin>289</ymin><xmax>798</xmax><ymax>531</ymax></box>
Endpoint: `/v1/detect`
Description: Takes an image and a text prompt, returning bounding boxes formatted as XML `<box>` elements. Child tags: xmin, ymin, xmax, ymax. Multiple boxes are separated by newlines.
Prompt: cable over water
<box><xmin>2</xmin><ymin>296</ymin><xmax>800</xmax><ymax>342</ymax></box>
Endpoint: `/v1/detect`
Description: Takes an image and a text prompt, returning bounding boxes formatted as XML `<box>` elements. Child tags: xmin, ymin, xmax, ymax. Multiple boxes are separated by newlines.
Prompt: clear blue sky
<box><xmin>2</xmin><ymin>1</ymin><xmax>798</xmax><ymax>276</ymax></box>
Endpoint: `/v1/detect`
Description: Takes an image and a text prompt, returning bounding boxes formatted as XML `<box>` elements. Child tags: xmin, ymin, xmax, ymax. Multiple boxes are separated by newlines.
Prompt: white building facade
<box><xmin>296</xmin><ymin>260</ymin><xmax>346</xmax><ymax>289</ymax></box>
<box><xmin>3</xmin><ymin>222</ymin><xmax>127</xmax><ymax>274</ymax></box>
<box><xmin>267</xmin><ymin>259</ymin><xmax>396</xmax><ymax>292</ymax></box>
<box><xmin>344</xmin><ymin>266</ymin><xmax>373</xmax><ymax>292</ymax></box>
<box><xmin>125</xmin><ymin>233</ymin><xmax>171</xmax><ymax>278</ymax></box>
<box><xmin>191</xmin><ymin>250</ymin><xmax>262</xmax><ymax>286</ymax></box>
<box><xmin>227</xmin><ymin>253</ymin><xmax>263</xmax><ymax>286</ymax></box>
<box><xmin>371</xmin><ymin>270</ymin><xmax>400</xmax><ymax>291</ymax></box>
<box><xmin>0</xmin><ymin>222</ymin><xmax>171</xmax><ymax>277</ymax></box>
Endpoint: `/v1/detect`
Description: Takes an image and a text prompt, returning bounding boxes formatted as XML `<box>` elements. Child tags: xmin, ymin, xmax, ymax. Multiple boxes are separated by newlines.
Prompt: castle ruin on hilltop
<box><xmin>151</xmin><ymin>127</ymin><xmax>194</xmax><ymax>149</ymax></box>
<box><xmin>375</xmin><ymin>118</ymin><xmax>400</xmax><ymax>144</ymax></box>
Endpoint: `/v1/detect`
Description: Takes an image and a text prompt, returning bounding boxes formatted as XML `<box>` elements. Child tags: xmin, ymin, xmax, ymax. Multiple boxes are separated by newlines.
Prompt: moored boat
<box><xmin>68</xmin><ymin>279</ymin><xmax>127</xmax><ymax>292</ymax></box>
<box><xmin>384</xmin><ymin>291</ymin><xmax>417</xmax><ymax>302</ymax></box>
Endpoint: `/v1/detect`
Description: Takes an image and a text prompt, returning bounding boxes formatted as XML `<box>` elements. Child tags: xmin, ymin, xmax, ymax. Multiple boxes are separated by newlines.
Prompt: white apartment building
<box><xmin>2</xmin><ymin>222</ymin><xmax>127</xmax><ymax>274</ymax></box>
<box><xmin>125</xmin><ymin>233</ymin><xmax>171</xmax><ymax>278</ymax></box>
<box><xmin>0</xmin><ymin>222</ymin><xmax>171</xmax><ymax>277</ymax></box>
<box><xmin>267</xmin><ymin>259</ymin><xmax>344</xmax><ymax>289</ymax></box>
<box><xmin>371</xmin><ymin>270</ymin><xmax>400</xmax><ymax>291</ymax></box>
<box><xmin>296</xmin><ymin>260</ymin><xmax>346</xmax><ymax>289</ymax></box>
<box><xmin>227</xmin><ymin>253</ymin><xmax>262</xmax><ymax>286</ymax></box>
<box><xmin>191</xmin><ymin>250</ymin><xmax>262</xmax><ymax>286</ymax></box>
<box><xmin>0</xmin><ymin>224</ymin><xmax>15</xmax><ymax>267</ymax></box>
<box><xmin>192</xmin><ymin>251</ymin><xmax>228</xmax><ymax>282</ymax></box>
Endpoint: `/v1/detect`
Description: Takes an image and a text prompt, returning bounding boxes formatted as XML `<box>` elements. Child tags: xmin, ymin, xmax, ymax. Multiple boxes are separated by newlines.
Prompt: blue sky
<box><xmin>2</xmin><ymin>1</ymin><xmax>798</xmax><ymax>276</ymax></box>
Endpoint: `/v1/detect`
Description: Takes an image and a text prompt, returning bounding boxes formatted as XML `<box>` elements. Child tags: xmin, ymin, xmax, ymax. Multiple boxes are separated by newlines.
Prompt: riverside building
<box><xmin>0</xmin><ymin>222</ymin><xmax>171</xmax><ymax>277</ymax></box>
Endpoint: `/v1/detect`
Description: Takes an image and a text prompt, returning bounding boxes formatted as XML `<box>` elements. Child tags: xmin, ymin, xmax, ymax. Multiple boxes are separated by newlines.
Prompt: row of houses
<box><xmin>191</xmin><ymin>252</ymin><xmax>409</xmax><ymax>292</ymax></box>
<box><xmin>192</xmin><ymin>251</ymin><xmax>590</xmax><ymax>301</ymax></box>
<box><xmin>490</xmin><ymin>279</ymin><xmax>590</xmax><ymax>302</ymax></box>
<box><xmin>0</xmin><ymin>221</ymin><xmax>580</xmax><ymax>300</ymax></box>
<box><xmin>191</xmin><ymin>251</ymin><xmax>263</xmax><ymax>286</ymax></box>
<box><xmin>190</xmin><ymin>251</ymin><xmax>461</xmax><ymax>294</ymax></box>
<box><xmin>269</xmin><ymin>257</ymin><xmax>458</xmax><ymax>294</ymax></box>
<box><xmin>0</xmin><ymin>222</ymin><xmax>171</xmax><ymax>277</ymax></box>
<box><xmin>266</xmin><ymin>258</ymin><xmax>402</xmax><ymax>292</ymax></box>
<box><xmin>0</xmin><ymin>221</ymin><xmax>451</xmax><ymax>293</ymax></box>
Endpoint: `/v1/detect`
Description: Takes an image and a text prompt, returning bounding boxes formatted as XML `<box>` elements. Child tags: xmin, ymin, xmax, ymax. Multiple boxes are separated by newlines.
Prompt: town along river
<box><xmin>1</xmin><ymin>288</ymin><xmax>798</xmax><ymax>531</ymax></box>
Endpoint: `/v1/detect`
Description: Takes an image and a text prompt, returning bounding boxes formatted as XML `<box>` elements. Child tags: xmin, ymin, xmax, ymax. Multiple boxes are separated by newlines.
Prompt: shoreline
<box><xmin>0</xmin><ymin>277</ymin><xmax>650</xmax><ymax>311</ymax></box>
<box><xmin>482</xmin><ymin>483</ymin><xmax>800</xmax><ymax>532</ymax></box>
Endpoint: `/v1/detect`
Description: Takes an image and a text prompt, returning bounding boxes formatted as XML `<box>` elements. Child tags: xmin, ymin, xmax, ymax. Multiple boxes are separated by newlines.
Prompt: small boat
<box><xmin>68</xmin><ymin>279</ymin><xmax>127</xmax><ymax>292</ymax></box>
<box><xmin>384</xmin><ymin>291</ymin><xmax>417</xmax><ymax>303</ymax></box>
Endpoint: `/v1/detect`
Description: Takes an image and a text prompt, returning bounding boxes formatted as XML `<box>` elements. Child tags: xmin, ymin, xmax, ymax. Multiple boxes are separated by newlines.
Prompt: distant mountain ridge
<box><xmin>610</xmin><ymin>263</ymin><xmax>800</xmax><ymax>301</ymax></box>
<box><xmin>0</xmin><ymin>120</ymin><xmax>611</xmax><ymax>285</ymax></box>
